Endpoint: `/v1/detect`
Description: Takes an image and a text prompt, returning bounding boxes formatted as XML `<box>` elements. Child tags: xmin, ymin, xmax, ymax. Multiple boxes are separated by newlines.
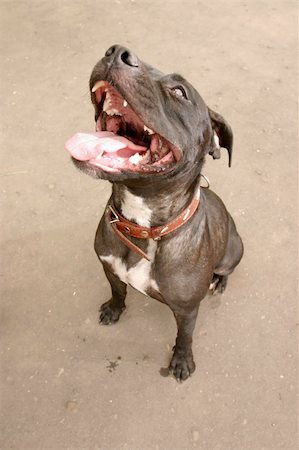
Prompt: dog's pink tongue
<box><xmin>65</xmin><ymin>131</ymin><xmax>146</xmax><ymax>161</ymax></box>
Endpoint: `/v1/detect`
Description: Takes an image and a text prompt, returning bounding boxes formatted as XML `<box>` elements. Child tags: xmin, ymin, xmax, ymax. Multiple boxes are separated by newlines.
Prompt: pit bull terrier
<box><xmin>65</xmin><ymin>45</ymin><xmax>244</xmax><ymax>381</ymax></box>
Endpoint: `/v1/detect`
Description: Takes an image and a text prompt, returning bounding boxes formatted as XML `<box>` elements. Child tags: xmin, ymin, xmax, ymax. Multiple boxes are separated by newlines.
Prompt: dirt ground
<box><xmin>1</xmin><ymin>1</ymin><xmax>297</xmax><ymax>449</ymax></box>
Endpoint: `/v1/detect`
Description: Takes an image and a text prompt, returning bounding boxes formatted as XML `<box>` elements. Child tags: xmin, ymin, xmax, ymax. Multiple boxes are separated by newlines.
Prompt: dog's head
<box><xmin>66</xmin><ymin>45</ymin><xmax>233</xmax><ymax>184</ymax></box>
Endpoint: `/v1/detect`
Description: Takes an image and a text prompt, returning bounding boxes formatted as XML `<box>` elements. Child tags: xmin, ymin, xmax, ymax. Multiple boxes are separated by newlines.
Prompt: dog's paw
<box><xmin>168</xmin><ymin>350</ymin><xmax>195</xmax><ymax>382</ymax></box>
<box><xmin>99</xmin><ymin>300</ymin><xmax>125</xmax><ymax>325</ymax></box>
<box><xmin>209</xmin><ymin>274</ymin><xmax>228</xmax><ymax>294</ymax></box>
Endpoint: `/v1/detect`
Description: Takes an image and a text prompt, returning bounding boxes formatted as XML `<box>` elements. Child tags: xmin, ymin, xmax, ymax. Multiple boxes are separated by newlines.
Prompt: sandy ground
<box><xmin>1</xmin><ymin>1</ymin><xmax>297</xmax><ymax>449</ymax></box>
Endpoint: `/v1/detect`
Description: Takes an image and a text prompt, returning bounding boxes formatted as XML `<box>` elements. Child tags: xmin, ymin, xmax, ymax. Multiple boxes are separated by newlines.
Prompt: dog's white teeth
<box><xmin>123</xmin><ymin>99</ymin><xmax>128</xmax><ymax>107</ymax></box>
<box><xmin>103</xmin><ymin>92</ymin><xmax>122</xmax><ymax>116</ymax></box>
<box><xmin>106</xmin><ymin>108</ymin><xmax>122</xmax><ymax>116</ymax></box>
<box><xmin>91</xmin><ymin>80</ymin><xmax>106</xmax><ymax>92</ymax></box>
<box><xmin>129</xmin><ymin>153</ymin><xmax>142</xmax><ymax>165</ymax></box>
<box><xmin>144</xmin><ymin>125</ymin><xmax>154</xmax><ymax>135</ymax></box>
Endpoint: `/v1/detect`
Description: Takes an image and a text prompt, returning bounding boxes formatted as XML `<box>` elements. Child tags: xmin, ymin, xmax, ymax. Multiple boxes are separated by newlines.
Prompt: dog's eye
<box><xmin>171</xmin><ymin>86</ymin><xmax>188</xmax><ymax>100</ymax></box>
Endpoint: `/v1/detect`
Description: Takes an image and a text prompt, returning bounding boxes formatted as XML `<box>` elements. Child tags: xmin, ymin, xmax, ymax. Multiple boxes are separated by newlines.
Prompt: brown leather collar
<box><xmin>106</xmin><ymin>186</ymin><xmax>201</xmax><ymax>261</ymax></box>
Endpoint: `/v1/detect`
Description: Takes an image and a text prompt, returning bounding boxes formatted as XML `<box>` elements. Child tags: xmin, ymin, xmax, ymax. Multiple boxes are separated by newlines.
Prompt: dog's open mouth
<box><xmin>65</xmin><ymin>81</ymin><xmax>180</xmax><ymax>174</ymax></box>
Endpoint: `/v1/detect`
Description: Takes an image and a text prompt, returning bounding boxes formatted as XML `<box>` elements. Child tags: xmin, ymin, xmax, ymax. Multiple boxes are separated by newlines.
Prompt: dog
<box><xmin>65</xmin><ymin>45</ymin><xmax>244</xmax><ymax>381</ymax></box>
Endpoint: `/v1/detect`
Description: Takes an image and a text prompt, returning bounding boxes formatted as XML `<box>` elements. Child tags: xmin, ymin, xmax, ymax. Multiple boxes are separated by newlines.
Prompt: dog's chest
<box><xmin>100</xmin><ymin>189</ymin><xmax>159</xmax><ymax>295</ymax></box>
<box><xmin>100</xmin><ymin>240</ymin><xmax>158</xmax><ymax>295</ymax></box>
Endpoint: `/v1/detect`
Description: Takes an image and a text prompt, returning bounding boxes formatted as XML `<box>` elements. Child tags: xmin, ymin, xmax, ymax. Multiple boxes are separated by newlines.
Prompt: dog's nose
<box><xmin>104</xmin><ymin>45</ymin><xmax>139</xmax><ymax>68</ymax></box>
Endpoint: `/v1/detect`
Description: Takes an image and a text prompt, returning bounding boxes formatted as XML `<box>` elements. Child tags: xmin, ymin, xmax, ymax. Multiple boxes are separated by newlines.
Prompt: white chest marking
<box><xmin>101</xmin><ymin>189</ymin><xmax>159</xmax><ymax>294</ymax></box>
<box><xmin>100</xmin><ymin>240</ymin><xmax>159</xmax><ymax>295</ymax></box>
<box><xmin>121</xmin><ymin>188</ymin><xmax>152</xmax><ymax>227</ymax></box>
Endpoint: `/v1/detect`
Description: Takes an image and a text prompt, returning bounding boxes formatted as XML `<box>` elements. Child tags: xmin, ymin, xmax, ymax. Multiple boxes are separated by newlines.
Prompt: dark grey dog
<box><xmin>65</xmin><ymin>45</ymin><xmax>243</xmax><ymax>381</ymax></box>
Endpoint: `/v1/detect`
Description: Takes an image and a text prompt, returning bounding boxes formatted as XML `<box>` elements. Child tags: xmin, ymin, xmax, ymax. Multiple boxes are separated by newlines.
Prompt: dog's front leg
<box><xmin>169</xmin><ymin>307</ymin><xmax>199</xmax><ymax>381</ymax></box>
<box><xmin>99</xmin><ymin>264</ymin><xmax>127</xmax><ymax>325</ymax></box>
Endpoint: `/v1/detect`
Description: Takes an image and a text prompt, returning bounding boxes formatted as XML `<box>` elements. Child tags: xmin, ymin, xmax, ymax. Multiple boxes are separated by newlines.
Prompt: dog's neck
<box><xmin>111</xmin><ymin>179</ymin><xmax>200</xmax><ymax>227</ymax></box>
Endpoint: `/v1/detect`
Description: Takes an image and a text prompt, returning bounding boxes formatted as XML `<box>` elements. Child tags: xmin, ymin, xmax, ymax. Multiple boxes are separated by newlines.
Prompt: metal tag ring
<box><xmin>200</xmin><ymin>174</ymin><xmax>210</xmax><ymax>189</ymax></box>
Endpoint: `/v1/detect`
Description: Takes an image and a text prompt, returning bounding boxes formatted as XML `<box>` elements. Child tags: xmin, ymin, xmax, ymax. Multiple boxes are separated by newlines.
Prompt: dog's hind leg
<box><xmin>211</xmin><ymin>215</ymin><xmax>244</xmax><ymax>294</ymax></box>
<box><xmin>99</xmin><ymin>265</ymin><xmax>127</xmax><ymax>325</ymax></box>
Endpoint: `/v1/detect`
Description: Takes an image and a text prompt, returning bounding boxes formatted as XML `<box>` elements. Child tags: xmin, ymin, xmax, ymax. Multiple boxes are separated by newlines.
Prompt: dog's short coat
<box><xmin>67</xmin><ymin>45</ymin><xmax>243</xmax><ymax>381</ymax></box>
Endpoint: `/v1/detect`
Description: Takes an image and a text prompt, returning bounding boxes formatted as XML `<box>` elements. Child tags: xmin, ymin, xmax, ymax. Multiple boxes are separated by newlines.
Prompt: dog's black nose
<box><xmin>104</xmin><ymin>45</ymin><xmax>139</xmax><ymax>68</ymax></box>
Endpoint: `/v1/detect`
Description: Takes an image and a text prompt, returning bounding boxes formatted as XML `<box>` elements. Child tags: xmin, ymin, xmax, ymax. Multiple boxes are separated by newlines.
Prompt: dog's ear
<box><xmin>208</xmin><ymin>107</ymin><xmax>233</xmax><ymax>167</ymax></box>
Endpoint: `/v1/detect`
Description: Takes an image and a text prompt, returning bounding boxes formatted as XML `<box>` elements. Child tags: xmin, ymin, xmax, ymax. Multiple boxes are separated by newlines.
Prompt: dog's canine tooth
<box><xmin>123</xmin><ymin>100</ymin><xmax>128</xmax><ymax>107</ymax></box>
<box><xmin>144</xmin><ymin>125</ymin><xmax>154</xmax><ymax>135</ymax></box>
<box><xmin>92</xmin><ymin>80</ymin><xmax>106</xmax><ymax>92</ymax></box>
